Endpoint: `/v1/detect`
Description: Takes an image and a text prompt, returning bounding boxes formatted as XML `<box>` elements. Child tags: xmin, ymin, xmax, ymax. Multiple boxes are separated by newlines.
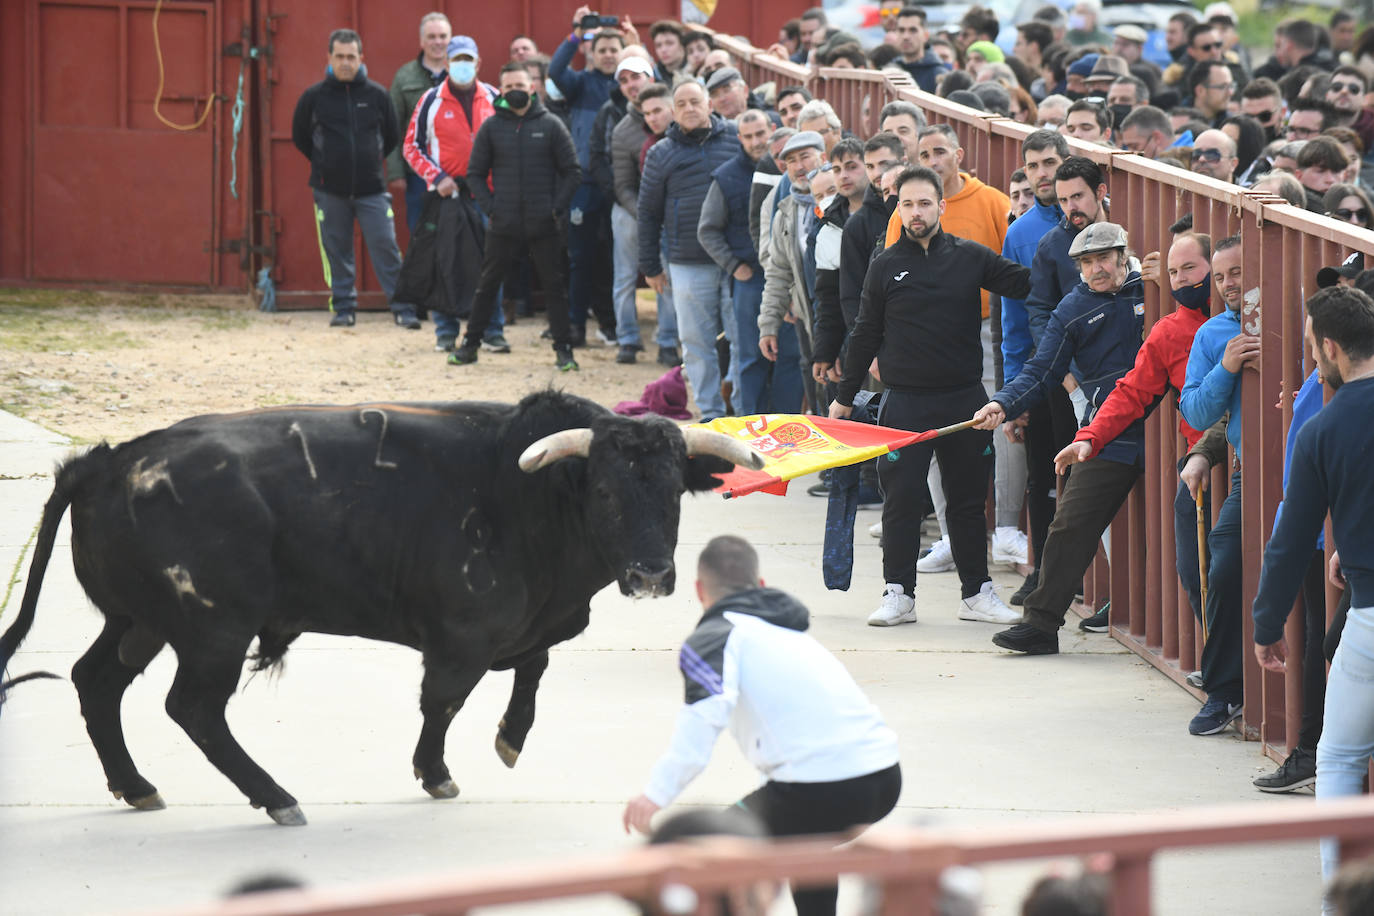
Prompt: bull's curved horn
<box><xmin>682</xmin><ymin>428</ymin><xmax>766</xmax><ymax>470</ymax></box>
<box><xmin>519</xmin><ymin>429</ymin><xmax>594</xmax><ymax>472</ymax></box>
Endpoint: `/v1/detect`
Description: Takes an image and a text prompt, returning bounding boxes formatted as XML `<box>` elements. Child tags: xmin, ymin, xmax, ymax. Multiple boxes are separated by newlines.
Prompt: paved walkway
<box><xmin>0</xmin><ymin>409</ymin><xmax>1320</xmax><ymax>914</ymax></box>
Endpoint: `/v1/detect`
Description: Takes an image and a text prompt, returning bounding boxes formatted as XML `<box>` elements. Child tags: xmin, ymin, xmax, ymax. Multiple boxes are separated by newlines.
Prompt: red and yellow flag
<box><xmin>692</xmin><ymin>414</ymin><xmax>974</xmax><ymax>498</ymax></box>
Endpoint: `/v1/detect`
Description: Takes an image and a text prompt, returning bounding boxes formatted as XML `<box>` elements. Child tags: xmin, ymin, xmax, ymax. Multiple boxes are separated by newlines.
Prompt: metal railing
<box><xmin>154</xmin><ymin>796</ymin><xmax>1374</xmax><ymax>915</ymax></box>
<box><xmin>713</xmin><ymin>42</ymin><xmax>1374</xmax><ymax>765</ymax></box>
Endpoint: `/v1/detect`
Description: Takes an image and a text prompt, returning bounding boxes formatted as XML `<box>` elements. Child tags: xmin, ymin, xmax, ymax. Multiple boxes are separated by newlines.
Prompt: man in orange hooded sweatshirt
<box><xmin>882</xmin><ymin>122</ymin><xmax>1018</xmax><ymax>574</ymax></box>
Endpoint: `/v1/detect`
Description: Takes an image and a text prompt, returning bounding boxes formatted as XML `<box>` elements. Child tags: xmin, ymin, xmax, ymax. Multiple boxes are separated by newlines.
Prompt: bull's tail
<box><xmin>0</xmin><ymin>450</ymin><xmax>102</xmax><ymax>672</ymax></box>
<box><xmin>0</xmin><ymin>671</ymin><xmax>62</xmax><ymax>709</ymax></box>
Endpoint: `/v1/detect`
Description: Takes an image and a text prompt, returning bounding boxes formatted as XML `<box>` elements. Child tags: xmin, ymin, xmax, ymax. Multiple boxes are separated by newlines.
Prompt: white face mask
<box><xmin>814</xmin><ymin>194</ymin><xmax>838</xmax><ymax>216</ymax></box>
<box><xmin>544</xmin><ymin>78</ymin><xmax>565</xmax><ymax>102</ymax></box>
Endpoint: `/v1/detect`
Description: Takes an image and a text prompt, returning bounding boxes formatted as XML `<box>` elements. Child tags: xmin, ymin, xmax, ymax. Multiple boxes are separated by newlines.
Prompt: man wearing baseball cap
<box><xmin>972</xmin><ymin>221</ymin><xmax>1147</xmax><ymax>655</ymax></box>
<box><xmin>1318</xmin><ymin>252</ymin><xmax>1366</xmax><ymax>289</ymax></box>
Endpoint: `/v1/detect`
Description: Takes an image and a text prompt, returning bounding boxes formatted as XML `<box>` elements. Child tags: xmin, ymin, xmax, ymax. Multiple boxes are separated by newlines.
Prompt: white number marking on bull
<box><xmin>286</xmin><ymin>421</ymin><xmax>318</xmax><ymax>480</ymax></box>
<box><xmin>163</xmin><ymin>565</ymin><xmax>214</xmax><ymax>608</ymax></box>
<box><xmin>358</xmin><ymin>408</ymin><xmax>398</xmax><ymax>470</ymax></box>
<box><xmin>125</xmin><ymin>457</ymin><xmax>182</xmax><ymax>525</ymax></box>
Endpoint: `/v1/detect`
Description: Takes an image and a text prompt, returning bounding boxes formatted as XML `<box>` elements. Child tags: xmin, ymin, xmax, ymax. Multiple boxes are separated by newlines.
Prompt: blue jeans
<box><xmin>731</xmin><ymin>272</ymin><xmax>802</xmax><ymax>414</ymax></box>
<box><xmin>404</xmin><ymin>171</ymin><xmax>427</xmax><ymax>235</ymax></box>
<box><xmin>667</xmin><ymin>261</ymin><xmax>738</xmax><ymax>420</ymax></box>
<box><xmin>611</xmin><ymin>204</ymin><xmax>641</xmax><ymax>347</ymax></box>
<box><xmin>1173</xmin><ymin>478</ymin><xmax>1210</xmax><ymax>622</ymax></box>
<box><xmin>656</xmin><ymin>238</ymin><xmax>679</xmax><ymax>349</ymax></box>
<box><xmin>1318</xmin><ymin>604</ymin><xmax>1374</xmax><ymax>906</ymax></box>
<box><xmin>1200</xmin><ymin>469</ymin><xmax>1244</xmax><ymax>704</ymax></box>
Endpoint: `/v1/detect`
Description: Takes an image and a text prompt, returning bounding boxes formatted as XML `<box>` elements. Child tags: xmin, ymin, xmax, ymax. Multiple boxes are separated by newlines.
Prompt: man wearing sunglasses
<box><xmin>1239</xmin><ymin>77</ymin><xmax>1284</xmax><ymax>143</ymax></box>
<box><xmin>1324</xmin><ymin>67</ymin><xmax>1374</xmax><ymax>153</ymax></box>
<box><xmin>1190</xmin><ymin>129</ymin><xmax>1239</xmax><ymax>183</ymax></box>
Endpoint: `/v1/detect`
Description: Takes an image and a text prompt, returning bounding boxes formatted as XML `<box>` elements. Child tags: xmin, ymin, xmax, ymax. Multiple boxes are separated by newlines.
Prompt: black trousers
<box><xmin>739</xmin><ymin>763</ymin><xmax>901</xmax><ymax>916</ymax></box>
<box><xmin>877</xmin><ymin>384</ymin><xmax>992</xmax><ymax>599</ymax></box>
<box><xmin>1024</xmin><ymin>384</ymin><xmax>1078</xmax><ymax>569</ymax></box>
<box><xmin>1023</xmin><ymin>456</ymin><xmax>1141</xmax><ymax>633</ymax></box>
<box><xmin>464</xmin><ymin>231</ymin><xmax>570</xmax><ymax>349</ymax></box>
<box><xmin>1298</xmin><ymin>549</ymin><xmax>1328</xmax><ymax>750</ymax></box>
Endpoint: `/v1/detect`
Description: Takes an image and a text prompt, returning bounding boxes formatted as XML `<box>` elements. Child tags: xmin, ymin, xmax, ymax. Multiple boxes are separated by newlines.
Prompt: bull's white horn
<box><xmin>519</xmin><ymin>429</ymin><xmax>594</xmax><ymax>472</ymax></box>
<box><xmin>682</xmin><ymin>428</ymin><xmax>766</xmax><ymax>470</ymax></box>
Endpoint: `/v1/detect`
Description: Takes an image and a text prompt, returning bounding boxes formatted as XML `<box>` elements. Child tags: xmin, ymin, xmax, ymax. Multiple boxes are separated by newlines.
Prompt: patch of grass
<box><xmin>0</xmin><ymin>309</ymin><xmax>145</xmax><ymax>352</ymax></box>
<box><xmin>197</xmin><ymin>310</ymin><xmax>253</xmax><ymax>332</ymax></box>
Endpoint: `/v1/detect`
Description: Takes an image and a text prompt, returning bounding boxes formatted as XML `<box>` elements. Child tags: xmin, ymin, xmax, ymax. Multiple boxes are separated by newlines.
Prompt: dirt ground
<box><xmin>0</xmin><ymin>289</ymin><xmax>679</xmax><ymax>444</ymax></box>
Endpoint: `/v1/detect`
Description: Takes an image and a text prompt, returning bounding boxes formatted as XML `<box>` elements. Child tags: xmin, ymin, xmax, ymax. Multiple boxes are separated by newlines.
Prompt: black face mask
<box><xmin>503</xmin><ymin>90</ymin><xmax>531</xmax><ymax>110</ymax></box>
<box><xmin>1170</xmin><ymin>278</ymin><xmax>1211</xmax><ymax>312</ymax></box>
<box><xmin>1109</xmin><ymin>104</ymin><xmax>1133</xmax><ymax>131</ymax></box>
<box><xmin>883</xmin><ymin>193</ymin><xmax>898</xmax><ymax>217</ymax></box>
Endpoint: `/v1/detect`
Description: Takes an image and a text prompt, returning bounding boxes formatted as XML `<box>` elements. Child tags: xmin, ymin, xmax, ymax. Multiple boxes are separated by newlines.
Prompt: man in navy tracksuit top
<box><xmin>1249</xmin><ymin>285</ymin><xmax>1374</xmax><ymax>902</ymax></box>
<box><xmin>623</xmin><ymin>535</ymin><xmax>901</xmax><ymax>916</ymax></box>
<box><xmin>828</xmin><ymin>165</ymin><xmax>1031</xmax><ymax>629</ymax></box>
<box><xmin>971</xmin><ymin>222</ymin><xmax>1146</xmax><ymax>656</ymax></box>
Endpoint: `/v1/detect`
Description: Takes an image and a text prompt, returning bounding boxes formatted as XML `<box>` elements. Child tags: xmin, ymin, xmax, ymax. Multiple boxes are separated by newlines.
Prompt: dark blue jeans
<box><xmin>567</xmin><ymin>183</ymin><xmax>615</xmax><ymax>333</ymax></box>
<box><xmin>731</xmin><ymin>272</ymin><xmax>803</xmax><ymax>414</ymax></box>
<box><xmin>1200</xmin><ymin>469</ymin><xmax>1244</xmax><ymax>704</ymax></box>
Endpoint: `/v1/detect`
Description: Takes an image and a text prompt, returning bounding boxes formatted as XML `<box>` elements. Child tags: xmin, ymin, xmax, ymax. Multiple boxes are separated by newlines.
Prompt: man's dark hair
<box><xmin>1241</xmin><ymin>76</ymin><xmax>1282</xmax><ymax>101</ymax></box>
<box><xmin>1169</xmin><ymin>105</ymin><xmax>1206</xmax><ymax>122</ymax></box>
<box><xmin>649</xmin><ymin>19</ymin><xmax>685</xmax><ymax>42</ymax></box>
<box><xmin>697</xmin><ymin>536</ymin><xmax>760</xmax><ymax>594</ymax></box>
<box><xmin>869</xmin><ymin>44</ymin><xmax>901</xmax><ymax>68</ymax></box>
<box><xmin>1278</xmin><ymin>65</ymin><xmax>1320</xmax><ymax>107</ymax></box>
<box><xmin>939</xmin><ymin>70</ymin><xmax>975</xmax><ymax>97</ymax></box>
<box><xmin>1121</xmin><ymin>104</ymin><xmax>1171</xmax><ymax>138</ymax></box>
<box><xmin>879</xmin><ymin>99</ymin><xmax>926</xmax><ymax>130</ymax></box>
<box><xmin>1187</xmin><ymin>22</ymin><xmax>1218</xmax><ymax>48</ymax></box>
<box><xmin>1331</xmin><ymin>10</ymin><xmax>1355</xmax><ymax>30</ymax></box>
<box><xmin>1214</xmin><ymin>234</ymin><xmax>1241</xmax><ymax>255</ymax></box>
<box><xmin>1170</xmin><ymin>213</ymin><xmax>1196</xmax><ymax>234</ymax></box>
<box><xmin>780</xmin><ymin>18</ymin><xmax>802</xmax><ymax>44</ymax></box>
<box><xmin>1289</xmin><ymin>96</ymin><xmax>1337</xmax><ymax>130</ymax></box>
<box><xmin>499</xmin><ymin>61</ymin><xmax>527</xmax><ymax>77</ymax></box>
<box><xmin>1169</xmin><ymin>10</ymin><xmax>1197</xmax><ymax>29</ymax></box>
<box><xmin>637</xmin><ymin>83</ymin><xmax>671</xmax><ymax>105</ymax></box>
<box><xmin>1277</xmin><ymin>18</ymin><xmax>1320</xmax><ymax>53</ymax></box>
<box><xmin>918</xmin><ymin>123</ymin><xmax>960</xmax><ymax>146</ymax></box>
<box><xmin>1016</xmin><ymin>21</ymin><xmax>1053</xmax><ymax>53</ymax></box>
<box><xmin>1297</xmin><ymin>136</ymin><xmax>1350</xmax><ymax>172</ymax></box>
<box><xmin>894</xmin><ymin>163</ymin><xmax>944</xmax><ymax>200</ymax></box>
<box><xmin>1188</xmin><ymin>61</ymin><xmax>1232</xmax><ymax>98</ymax></box>
<box><xmin>831</xmin><ymin>137</ymin><xmax>864</xmax><ymax>162</ymax></box>
<box><xmin>800</xmin><ymin>8</ymin><xmax>828</xmax><ymax>25</ymax></box>
<box><xmin>1011</xmin><ymin>167</ymin><xmax>1027</xmax><ymax>184</ymax></box>
<box><xmin>821</xmin><ymin>42</ymin><xmax>869</xmax><ymax>68</ymax></box>
<box><xmin>1113</xmin><ymin>75</ymin><xmax>1149</xmax><ymax>104</ymax></box>
<box><xmin>864</xmin><ymin>130</ymin><xmax>905</xmax><ymax>160</ymax></box>
<box><xmin>960</xmin><ymin>5</ymin><xmax>1000</xmax><ymax>42</ymax></box>
<box><xmin>1054</xmin><ymin>156</ymin><xmax>1106</xmax><ymax>190</ymax></box>
<box><xmin>683</xmin><ymin>29</ymin><xmax>713</xmax><ymax>49</ymax></box>
<box><xmin>521</xmin><ymin>54</ymin><xmax>549</xmax><ymax>80</ymax></box>
<box><xmin>1173</xmin><ymin>230</ymin><xmax>1212</xmax><ymax>260</ymax></box>
<box><xmin>327</xmin><ymin>28</ymin><xmax>361</xmax><ymax>54</ymax></box>
<box><xmin>1034</xmin><ymin>4</ymin><xmax>1067</xmax><ymax>27</ymax></box>
<box><xmin>1308</xmin><ymin>285</ymin><xmax>1374</xmax><ymax>362</ymax></box>
<box><xmin>1022</xmin><ymin>127</ymin><xmax>1070</xmax><ymax>160</ymax></box>
<box><xmin>1068</xmin><ymin>98</ymin><xmax>1111</xmax><ymax>132</ymax></box>
<box><xmin>591</xmin><ymin>29</ymin><xmax>625</xmax><ymax>50</ymax></box>
<box><xmin>897</xmin><ymin>6</ymin><xmax>928</xmax><ymax>24</ymax></box>
<box><xmin>972</xmin><ymin>82</ymin><xmax>1011</xmax><ymax>116</ymax></box>
<box><xmin>777</xmin><ymin>85</ymin><xmax>813</xmax><ymax>106</ymax></box>
<box><xmin>1331</xmin><ymin>65</ymin><xmax>1369</xmax><ymax>94</ymax></box>
<box><xmin>1021</xmin><ymin>873</ymin><xmax>1110</xmax><ymax>916</ymax></box>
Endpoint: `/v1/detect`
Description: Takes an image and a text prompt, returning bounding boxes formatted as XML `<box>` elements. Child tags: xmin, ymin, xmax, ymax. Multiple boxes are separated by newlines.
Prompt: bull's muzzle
<box><xmin>622</xmin><ymin>562</ymin><xmax>675</xmax><ymax>598</ymax></box>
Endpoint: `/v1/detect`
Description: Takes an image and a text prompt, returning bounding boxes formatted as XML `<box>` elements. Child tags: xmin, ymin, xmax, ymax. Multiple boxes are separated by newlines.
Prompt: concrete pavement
<box><xmin>0</xmin><ymin>408</ymin><xmax>1320</xmax><ymax>914</ymax></box>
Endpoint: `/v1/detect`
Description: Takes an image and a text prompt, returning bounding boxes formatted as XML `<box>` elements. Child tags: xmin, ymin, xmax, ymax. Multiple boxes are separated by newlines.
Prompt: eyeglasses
<box><xmin>1193</xmin><ymin>41</ymin><xmax>1222</xmax><ymax>52</ymax></box>
<box><xmin>1332</xmin><ymin>207</ymin><xmax>1371</xmax><ymax>223</ymax></box>
<box><xmin>1330</xmin><ymin>81</ymin><xmax>1365</xmax><ymax>95</ymax></box>
<box><xmin>1205</xmin><ymin>81</ymin><xmax>1236</xmax><ymax>91</ymax></box>
<box><xmin>1191</xmin><ymin>148</ymin><xmax>1224</xmax><ymax>163</ymax></box>
<box><xmin>807</xmin><ymin>162</ymin><xmax>836</xmax><ymax>179</ymax></box>
<box><xmin>1287</xmin><ymin>125</ymin><xmax>1320</xmax><ymax>138</ymax></box>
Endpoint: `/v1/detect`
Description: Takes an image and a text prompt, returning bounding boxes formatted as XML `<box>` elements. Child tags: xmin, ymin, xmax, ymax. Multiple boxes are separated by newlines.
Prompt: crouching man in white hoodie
<box><xmin>622</xmin><ymin>534</ymin><xmax>902</xmax><ymax>916</ymax></box>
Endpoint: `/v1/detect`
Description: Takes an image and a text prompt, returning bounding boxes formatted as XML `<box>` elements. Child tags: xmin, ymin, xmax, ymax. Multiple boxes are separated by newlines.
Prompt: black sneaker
<box><xmin>1010</xmin><ymin>569</ymin><xmax>1039</xmax><ymax>606</ymax></box>
<box><xmin>657</xmin><ymin>346</ymin><xmax>682</xmax><ymax>367</ymax></box>
<box><xmin>482</xmin><ymin>333</ymin><xmax>511</xmax><ymax>353</ymax></box>
<box><xmin>806</xmin><ymin>481</ymin><xmax>831</xmax><ymax>497</ymax></box>
<box><xmin>329</xmin><ymin>311</ymin><xmax>355</xmax><ymax>327</ymax></box>
<box><xmin>555</xmin><ymin>346</ymin><xmax>579</xmax><ymax>371</ymax></box>
<box><xmin>1253</xmin><ymin>746</ymin><xmax>1317</xmax><ymax>793</ymax></box>
<box><xmin>393</xmin><ymin>309</ymin><xmax>421</xmax><ymax>330</ymax></box>
<box><xmin>1188</xmin><ymin>696</ymin><xmax>1242</xmax><ymax>735</ymax></box>
<box><xmin>992</xmin><ymin>623</ymin><xmax>1059</xmax><ymax>655</ymax></box>
<box><xmin>615</xmin><ymin>345</ymin><xmax>637</xmax><ymax>364</ymax></box>
<box><xmin>447</xmin><ymin>342</ymin><xmax>480</xmax><ymax>365</ymax></box>
<box><xmin>569</xmin><ymin>325</ymin><xmax>587</xmax><ymax>348</ymax></box>
<box><xmin>1079</xmin><ymin>602</ymin><xmax>1110</xmax><ymax>633</ymax></box>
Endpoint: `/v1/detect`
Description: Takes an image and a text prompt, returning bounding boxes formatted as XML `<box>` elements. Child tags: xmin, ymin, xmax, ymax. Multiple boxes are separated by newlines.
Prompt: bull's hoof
<box><xmin>495</xmin><ymin>733</ymin><xmax>521</xmax><ymax>769</ymax></box>
<box><xmin>423</xmin><ymin>779</ymin><xmax>459</xmax><ymax>799</ymax></box>
<box><xmin>119</xmin><ymin>791</ymin><xmax>166</xmax><ymax>811</ymax></box>
<box><xmin>267</xmin><ymin>805</ymin><xmax>307</xmax><ymax>826</ymax></box>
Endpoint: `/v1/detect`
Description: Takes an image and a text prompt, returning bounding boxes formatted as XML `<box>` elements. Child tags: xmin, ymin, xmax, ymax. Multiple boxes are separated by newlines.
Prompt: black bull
<box><xmin>0</xmin><ymin>391</ymin><xmax>763</xmax><ymax>825</ymax></box>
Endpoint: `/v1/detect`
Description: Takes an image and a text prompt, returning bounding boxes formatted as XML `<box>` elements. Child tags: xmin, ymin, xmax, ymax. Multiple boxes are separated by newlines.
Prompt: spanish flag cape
<box><xmin>692</xmin><ymin>414</ymin><xmax>974</xmax><ymax>498</ymax></box>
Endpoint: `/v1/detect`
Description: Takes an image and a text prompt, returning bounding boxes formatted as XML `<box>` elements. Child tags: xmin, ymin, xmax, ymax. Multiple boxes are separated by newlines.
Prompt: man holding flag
<box><xmin>829</xmin><ymin>165</ymin><xmax>1030</xmax><ymax>628</ymax></box>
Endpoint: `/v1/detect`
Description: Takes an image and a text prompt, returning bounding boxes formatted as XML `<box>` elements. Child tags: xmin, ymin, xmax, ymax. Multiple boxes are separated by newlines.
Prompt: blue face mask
<box><xmin>1170</xmin><ymin>279</ymin><xmax>1211</xmax><ymax>312</ymax></box>
<box><xmin>544</xmin><ymin>78</ymin><xmax>565</xmax><ymax>102</ymax></box>
<box><xmin>449</xmin><ymin>60</ymin><xmax>477</xmax><ymax>85</ymax></box>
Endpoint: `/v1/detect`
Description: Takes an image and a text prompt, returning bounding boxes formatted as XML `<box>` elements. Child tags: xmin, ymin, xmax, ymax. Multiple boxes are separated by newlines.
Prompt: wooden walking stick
<box><xmin>1197</xmin><ymin>493</ymin><xmax>1210</xmax><ymax>642</ymax></box>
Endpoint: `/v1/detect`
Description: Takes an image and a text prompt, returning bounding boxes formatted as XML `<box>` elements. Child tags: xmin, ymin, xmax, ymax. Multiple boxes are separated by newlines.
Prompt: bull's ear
<box><xmin>683</xmin><ymin>455</ymin><xmax>733</xmax><ymax>493</ymax></box>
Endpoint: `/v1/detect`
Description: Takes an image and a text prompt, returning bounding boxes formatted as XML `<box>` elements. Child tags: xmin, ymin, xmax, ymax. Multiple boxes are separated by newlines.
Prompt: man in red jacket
<box><xmin>1054</xmin><ymin>230</ymin><xmax>1213</xmax><ymax>630</ymax></box>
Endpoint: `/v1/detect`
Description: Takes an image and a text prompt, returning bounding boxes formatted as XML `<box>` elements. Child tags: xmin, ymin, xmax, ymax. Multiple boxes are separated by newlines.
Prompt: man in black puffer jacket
<box><xmin>451</xmin><ymin>63</ymin><xmax>582</xmax><ymax>370</ymax></box>
<box><xmin>638</xmin><ymin>82</ymin><xmax>740</xmax><ymax>420</ymax></box>
<box><xmin>291</xmin><ymin>28</ymin><xmax>413</xmax><ymax>328</ymax></box>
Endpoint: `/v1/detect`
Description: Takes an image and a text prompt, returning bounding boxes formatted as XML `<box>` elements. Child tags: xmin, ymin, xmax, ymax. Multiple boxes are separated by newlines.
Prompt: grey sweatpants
<box><xmin>311</xmin><ymin>188</ymin><xmax>407</xmax><ymax>314</ymax></box>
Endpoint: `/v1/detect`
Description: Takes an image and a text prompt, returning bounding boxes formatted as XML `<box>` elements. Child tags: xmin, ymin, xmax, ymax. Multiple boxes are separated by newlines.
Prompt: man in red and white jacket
<box><xmin>402</xmin><ymin>35</ymin><xmax>502</xmax><ymax>350</ymax></box>
<box><xmin>1055</xmin><ymin>230</ymin><xmax>1214</xmax><ymax>627</ymax></box>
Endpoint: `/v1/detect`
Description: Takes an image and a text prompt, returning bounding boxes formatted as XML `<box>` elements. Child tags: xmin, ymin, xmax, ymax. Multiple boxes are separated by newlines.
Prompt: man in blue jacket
<box><xmin>638</xmin><ymin>82</ymin><xmax>740</xmax><ymax>420</ymax></box>
<box><xmin>551</xmin><ymin>9</ymin><xmax>624</xmax><ymax>345</ymax></box>
<box><xmin>972</xmin><ymin>222</ymin><xmax>1146</xmax><ymax>655</ymax></box>
<box><xmin>1179</xmin><ymin>235</ymin><xmax>1261</xmax><ymax>736</ymax></box>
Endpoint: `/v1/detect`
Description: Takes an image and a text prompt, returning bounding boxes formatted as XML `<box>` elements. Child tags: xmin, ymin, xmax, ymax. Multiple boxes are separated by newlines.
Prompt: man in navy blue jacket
<box><xmin>973</xmin><ymin>222</ymin><xmax>1146</xmax><ymax>655</ymax></box>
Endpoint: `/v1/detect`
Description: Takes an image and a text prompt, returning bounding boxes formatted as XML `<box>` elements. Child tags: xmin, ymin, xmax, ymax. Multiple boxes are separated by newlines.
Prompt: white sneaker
<box><xmin>868</xmin><ymin>520</ymin><xmax>883</xmax><ymax>538</ymax></box>
<box><xmin>868</xmin><ymin>583</ymin><xmax>917</xmax><ymax>627</ymax></box>
<box><xmin>916</xmin><ymin>536</ymin><xmax>955</xmax><ymax>573</ymax></box>
<box><xmin>959</xmin><ymin>581</ymin><xmax>1021</xmax><ymax>624</ymax></box>
<box><xmin>991</xmin><ymin>526</ymin><xmax>1029</xmax><ymax>566</ymax></box>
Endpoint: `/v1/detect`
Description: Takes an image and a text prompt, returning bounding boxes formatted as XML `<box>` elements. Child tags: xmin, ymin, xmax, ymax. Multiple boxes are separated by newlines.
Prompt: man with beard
<box><xmin>829</xmin><ymin>165</ymin><xmax>1030</xmax><ymax>629</ymax></box>
<box><xmin>972</xmin><ymin>222</ymin><xmax>1146</xmax><ymax>654</ymax></box>
<box><xmin>891</xmin><ymin>6</ymin><xmax>949</xmax><ymax>93</ymax></box>
<box><xmin>1056</xmin><ymin>232</ymin><xmax>1214</xmax><ymax>636</ymax></box>
<box><xmin>1250</xmin><ymin>285</ymin><xmax>1374</xmax><ymax>902</ymax></box>
<box><xmin>1179</xmin><ymin>235</ymin><xmax>1261</xmax><ymax>736</ymax></box>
